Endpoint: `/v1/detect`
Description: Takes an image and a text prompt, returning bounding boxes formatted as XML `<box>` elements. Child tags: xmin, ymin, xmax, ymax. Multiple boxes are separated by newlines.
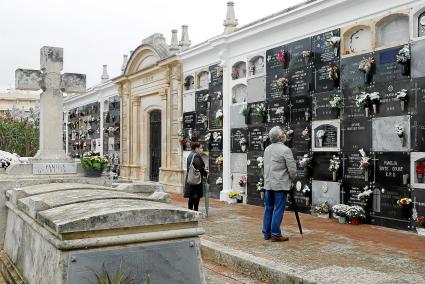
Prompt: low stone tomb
<box><xmin>1</xmin><ymin>183</ymin><xmax>205</xmax><ymax>284</ymax></box>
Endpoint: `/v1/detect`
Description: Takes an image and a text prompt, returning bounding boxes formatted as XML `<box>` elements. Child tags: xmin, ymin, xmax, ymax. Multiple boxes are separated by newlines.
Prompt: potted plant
<box><xmin>396</xmin><ymin>45</ymin><xmax>411</xmax><ymax>76</ymax></box>
<box><xmin>276</xmin><ymin>77</ymin><xmax>289</xmax><ymax>95</ymax></box>
<box><xmin>369</xmin><ymin>92</ymin><xmax>380</xmax><ymax>114</ymax></box>
<box><xmin>396</xmin><ymin>89</ymin><xmax>408</xmax><ymax>112</ymax></box>
<box><xmin>329</xmin><ymin>155</ymin><xmax>340</xmax><ymax>182</ymax></box>
<box><xmin>327</xmin><ymin>64</ymin><xmax>339</xmax><ymax>87</ymax></box>
<box><xmin>358</xmin><ymin>57</ymin><xmax>375</xmax><ymax>84</ymax></box>
<box><xmin>415</xmin><ymin>216</ymin><xmax>425</xmax><ymax>237</ymax></box>
<box><xmin>329</xmin><ymin>93</ymin><xmax>344</xmax><ymax>117</ymax></box>
<box><xmin>346</xmin><ymin>206</ymin><xmax>366</xmax><ymax>225</ymax></box>
<box><xmin>326</xmin><ymin>36</ymin><xmax>341</xmax><ymax>57</ymax></box>
<box><xmin>416</xmin><ymin>163</ymin><xmax>425</xmax><ymax>183</ymax></box>
<box><xmin>332</xmin><ymin>204</ymin><xmax>350</xmax><ymax>224</ymax></box>
<box><xmin>239</xmin><ymin>175</ymin><xmax>247</xmax><ymax>187</ymax></box>
<box><xmin>215</xmin><ymin>109</ymin><xmax>223</xmax><ymax>128</ymax></box>
<box><xmin>240</xmin><ymin>104</ymin><xmax>251</xmax><ymax>125</ymax></box>
<box><xmin>397</xmin><ymin>197</ymin><xmax>413</xmax><ymax>218</ymax></box>
<box><xmin>394</xmin><ymin>124</ymin><xmax>405</xmax><ymax>146</ymax></box>
<box><xmin>355</xmin><ymin>92</ymin><xmax>370</xmax><ymax>117</ymax></box>
<box><xmin>255</xmin><ymin>103</ymin><xmax>268</xmax><ymax>124</ymax></box>
<box><xmin>359</xmin><ymin>148</ymin><xmax>370</xmax><ymax>181</ymax></box>
<box><xmin>81</xmin><ymin>152</ymin><xmax>109</xmax><ymax>177</ymax></box>
<box><xmin>314</xmin><ymin>202</ymin><xmax>331</xmax><ymax>218</ymax></box>
<box><xmin>316</xmin><ymin>129</ymin><xmax>326</xmax><ymax>147</ymax></box>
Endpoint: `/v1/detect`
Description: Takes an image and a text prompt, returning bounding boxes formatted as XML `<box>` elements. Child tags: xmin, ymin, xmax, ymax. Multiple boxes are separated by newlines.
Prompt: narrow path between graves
<box><xmin>170</xmin><ymin>193</ymin><xmax>425</xmax><ymax>284</ymax></box>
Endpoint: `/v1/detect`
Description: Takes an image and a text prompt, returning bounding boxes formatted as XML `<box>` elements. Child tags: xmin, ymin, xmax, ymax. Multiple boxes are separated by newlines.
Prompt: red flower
<box><xmin>277</xmin><ymin>50</ymin><xmax>285</xmax><ymax>63</ymax></box>
<box><xmin>416</xmin><ymin>165</ymin><xmax>425</xmax><ymax>175</ymax></box>
<box><xmin>361</xmin><ymin>163</ymin><xmax>369</xmax><ymax>169</ymax></box>
<box><xmin>179</xmin><ymin>138</ymin><xmax>187</xmax><ymax>145</ymax></box>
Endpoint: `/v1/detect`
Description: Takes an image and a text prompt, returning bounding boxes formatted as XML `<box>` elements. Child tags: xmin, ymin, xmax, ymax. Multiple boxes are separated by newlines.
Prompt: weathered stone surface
<box><xmin>230</xmin><ymin>104</ymin><xmax>246</xmax><ymax>129</ymax></box>
<box><xmin>113</xmin><ymin>181</ymin><xmax>164</xmax><ymax>193</ymax></box>
<box><xmin>230</xmin><ymin>153</ymin><xmax>247</xmax><ymax>174</ymax></box>
<box><xmin>312</xmin><ymin>180</ymin><xmax>340</xmax><ymax>207</ymax></box>
<box><xmin>247</xmin><ymin>76</ymin><xmax>266</xmax><ymax>103</ymax></box>
<box><xmin>372</xmin><ymin>115</ymin><xmax>410</xmax><ymax>151</ymax></box>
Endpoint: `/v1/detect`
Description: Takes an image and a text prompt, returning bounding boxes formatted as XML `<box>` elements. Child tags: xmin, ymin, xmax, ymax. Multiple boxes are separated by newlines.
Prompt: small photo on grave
<box><xmin>287</xmin><ymin>37</ymin><xmax>313</xmax><ymax>69</ymax></box>
<box><xmin>374</xmin><ymin>45</ymin><xmax>411</xmax><ymax>83</ymax></box>
<box><xmin>313</xmin><ymin>90</ymin><xmax>343</xmax><ymax>120</ymax></box>
<box><xmin>372</xmin><ymin>115</ymin><xmax>410</xmax><ymax>152</ymax></box>
<box><xmin>266</xmin><ymin>71</ymin><xmax>290</xmax><ymax>102</ymax></box>
<box><xmin>341</xmin><ymin>118</ymin><xmax>372</xmax><ymax>152</ymax></box>
<box><xmin>370</xmin><ymin>79</ymin><xmax>412</xmax><ymax>117</ymax></box>
<box><xmin>312</xmin><ymin>119</ymin><xmax>341</xmax><ymax>152</ymax></box>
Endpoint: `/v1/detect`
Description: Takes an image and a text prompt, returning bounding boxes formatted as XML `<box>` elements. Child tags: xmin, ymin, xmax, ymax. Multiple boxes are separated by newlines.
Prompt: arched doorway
<box><xmin>149</xmin><ymin>110</ymin><xmax>161</xmax><ymax>181</ymax></box>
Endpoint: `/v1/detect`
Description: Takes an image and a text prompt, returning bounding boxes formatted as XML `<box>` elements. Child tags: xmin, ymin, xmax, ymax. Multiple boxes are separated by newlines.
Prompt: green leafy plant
<box><xmin>95</xmin><ymin>261</ymin><xmax>134</xmax><ymax>284</ymax></box>
<box><xmin>240</xmin><ymin>105</ymin><xmax>251</xmax><ymax>117</ymax></box>
<box><xmin>81</xmin><ymin>152</ymin><xmax>109</xmax><ymax>171</ymax></box>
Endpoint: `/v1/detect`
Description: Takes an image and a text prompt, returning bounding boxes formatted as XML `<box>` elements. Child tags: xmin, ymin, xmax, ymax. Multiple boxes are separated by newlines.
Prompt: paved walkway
<box><xmin>170</xmin><ymin>194</ymin><xmax>425</xmax><ymax>284</ymax></box>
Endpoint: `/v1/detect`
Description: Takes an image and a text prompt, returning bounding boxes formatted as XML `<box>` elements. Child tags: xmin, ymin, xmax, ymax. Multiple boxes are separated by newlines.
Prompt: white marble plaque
<box><xmin>312</xmin><ymin>180</ymin><xmax>341</xmax><ymax>207</ymax></box>
<box><xmin>183</xmin><ymin>92</ymin><xmax>195</xmax><ymax>112</ymax></box>
<box><xmin>411</xmin><ymin>39</ymin><xmax>425</xmax><ymax>79</ymax></box>
<box><xmin>33</xmin><ymin>163</ymin><xmax>77</xmax><ymax>175</ymax></box>
<box><xmin>372</xmin><ymin>115</ymin><xmax>410</xmax><ymax>152</ymax></box>
<box><xmin>312</xmin><ymin>119</ymin><xmax>340</xmax><ymax>152</ymax></box>
<box><xmin>230</xmin><ymin>153</ymin><xmax>247</xmax><ymax>174</ymax></box>
<box><xmin>230</xmin><ymin>104</ymin><xmax>246</xmax><ymax>129</ymax></box>
<box><xmin>247</xmin><ymin>76</ymin><xmax>266</xmax><ymax>103</ymax></box>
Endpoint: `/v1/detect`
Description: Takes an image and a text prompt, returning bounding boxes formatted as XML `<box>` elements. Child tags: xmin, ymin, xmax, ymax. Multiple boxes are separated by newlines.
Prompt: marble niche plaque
<box><xmin>313</xmin><ymin>90</ymin><xmax>342</xmax><ymax>120</ymax></box>
<box><xmin>410</xmin><ymin>152</ymin><xmax>425</xmax><ymax>189</ymax></box>
<box><xmin>230</xmin><ymin>153</ymin><xmax>247</xmax><ymax>174</ymax></box>
<box><xmin>266</xmin><ymin>72</ymin><xmax>290</xmax><ymax>102</ymax></box>
<box><xmin>267</xmin><ymin>99</ymin><xmax>289</xmax><ymax>127</ymax></box>
<box><xmin>341</xmin><ymin>118</ymin><xmax>372</xmax><ymax>151</ymax></box>
<box><xmin>231</xmin><ymin>128</ymin><xmax>248</xmax><ymax>153</ymax></box>
<box><xmin>247</xmin><ymin>102</ymin><xmax>267</xmax><ymax>126</ymax></box>
<box><xmin>412</xmin><ymin>77</ymin><xmax>425</xmax><ymax>116</ymax></box>
<box><xmin>208</xmin><ymin>91</ymin><xmax>223</xmax><ymax>130</ymax></box>
<box><xmin>287</xmin><ymin>37</ymin><xmax>313</xmax><ymax>69</ymax></box>
<box><xmin>371</xmin><ymin>79</ymin><xmax>412</xmax><ymax>117</ymax></box>
<box><xmin>247</xmin><ymin>76</ymin><xmax>266</xmax><ymax>103</ymax></box>
<box><xmin>183</xmin><ymin>112</ymin><xmax>196</xmax><ymax>130</ymax></box>
<box><xmin>374</xmin><ymin>45</ymin><xmax>409</xmax><ymax>83</ymax></box>
<box><xmin>312</xmin><ymin>180</ymin><xmax>341</xmax><ymax>207</ymax></box>
<box><xmin>248</xmin><ymin>126</ymin><xmax>267</xmax><ymax>152</ymax></box>
<box><xmin>288</xmin><ymin>66</ymin><xmax>313</xmax><ymax>96</ymax></box>
<box><xmin>231</xmin><ymin>172</ymin><xmax>247</xmax><ymax>199</ymax></box>
<box><xmin>266</xmin><ymin>44</ymin><xmax>288</xmax><ymax>73</ymax></box>
<box><xmin>343</xmin><ymin>151</ymin><xmax>372</xmax><ymax>184</ymax></box>
<box><xmin>289</xmin><ymin>122</ymin><xmax>311</xmax><ymax>154</ymax></box>
<box><xmin>183</xmin><ymin>91</ymin><xmax>195</xmax><ymax>112</ymax></box>
<box><xmin>315</xmin><ymin>60</ymin><xmax>340</xmax><ymax>92</ymax></box>
<box><xmin>374</xmin><ymin>152</ymin><xmax>410</xmax><ymax>188</ymax></box>
<box><xmin>411</xmin><ymin>39</ymin><xmax>425</xmax><ymax>79</ymax></box>
<box><xmin>342</xmin><ymin>87</ymin><xmax>373</xmax><ymax>120</ymax></box>
<box><xmin>312</xmin><ymin>119</ymin><xmax>341</xmax><ymax>152</ymax></box>
<box><xmin>288</xmin><ymin>95</ymin><xmax>312</xmax><ymax>123</ymax></box>
<box><xmin>340</xmin><ymin>53</ymin><xmax>374</xmax><ymax>89</ymax></box>
<box><xmin>209</xmin><ymin>63</ymin><xmax>223</xmax><ymax>91</ymax></box>
<box><xmin>312</xmin><ymin>29</ymin><xmax>341</xmax><ymax>66</ymax></box>
<box><xmin>411</xmin><ymin>115</ymin><xmax>425</xmax><ymax>152</ymax></box>
<box><xmin>195</xmin><ymin>90</ymin><xmax>208</xmax><ymax>112</ymax></box>
<box><xmin>372</xmin><ymin>115</ymin><xmax>410</xmax><ymax>152</ymax></box>
<box><xmin>230</xmin><ymin>104</ymin><xmax>246</xmax><ymax>129</ymax></box>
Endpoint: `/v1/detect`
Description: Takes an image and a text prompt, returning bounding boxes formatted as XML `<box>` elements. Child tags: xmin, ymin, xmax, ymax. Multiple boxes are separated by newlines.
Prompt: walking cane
<box><xmin>203</xmin><ymin>175</ymin><xmax>209</xmax><ymax>218</ymax></box>
<box><xmin>289</xmin><ymin>185</ymin><xmax>303</xmax><ymax>238</ymax></box>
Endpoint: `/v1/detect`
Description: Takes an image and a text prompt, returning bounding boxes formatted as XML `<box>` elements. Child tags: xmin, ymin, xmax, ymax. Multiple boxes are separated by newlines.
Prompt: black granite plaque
<box><xmin>208</xmin><ymin>91</ymin><xmax>223</xmax><ymax>130</ymax></box>
<box><xmin>315</xmin><ymin>60</ymin><xmax>340</xmax><ymax>92</ymax></box>
<box><xmin>340</xmin><ymin>53</ymin><xmax>374</xmax><ymax>89</ymax></box>
<box><xmin>194</xmin><ymin>111</ymin><xmax>208</xmax><ymax>138</ymax></box>
<box><xmin>312</xmin><ymin>29</ymin><xmax>340</xmax><ymax>66</ymax></box>
<box><xmin>248</xmin><ymin>126</ymin><xmax>267</xmax><ymax>152</ymax></box>
<box><xmin>371</xmin><ymin>79</ymin><xmax>412</xmax><ymax>117</ymax></box>
<box><xmin>183</xmin><ymin>112</ymin><xmax>196</xmax><ymax>129</ymax></box>
<box><xmin>246</xmin><ymin>183</ymin><xmax>263</xmax><ymax>206</ymax></box>
<box><xmin>195</xmin><ymin>90</ymin><xmax>209</xmax><ymax>112</ymax></box>
<box><xmin>341</xmin><ymin>118</ymin><xmax>372</xmax><ymax>151</ymax></box>
<box><xmin>208</xmin><ymin>151</ymin><xmax>223</xmax><ymax>176</ymax></box>
<box><xmin>209</xmin><ymin>64</ymin><xmax>223</xmax><ymax>90</ymax></box>
<box><xmin>374</xmin><ymin>152</ymin><xmax>410</xmax><ymax>187</ymax></box>
<box><xmin>343</xmin><ymin>151</ymin><xmax>373</xmax><ymax>183</ymax></box>
<box><xmin>206</xmin><ymin>131</ymin><xmax>223</xmax><ymax>152</ymax></box>
<box><xmin>313</xmin><ymin>90</ymin><xmax>342</xmax><ymax>120</ymax></box>
<box><xmin>312</xmin><ymin>152</ymin><xmax>336</xmax><ymax>181</ymax></box>
<box><xmin>411</xmin><ymin>115</ymin><xmax>425</xmax><ymax>152</ymax></box>
<box><xmin>344</xmin><ymin>181</ymin><xmax>366</xmax><ymax>207</ymax></box>
<box><xmin>247</xmin><ymin>150</ymin><xmax>265</xmax><ymax>206</ymax></box>
<box><xmin>231</xmin><ymin>128</ymin><xmax>248</xmax><ymax>153</ymax></box>
<box><xmin>374</xmin><ymin>45</ymin><xmax>410</xmax><ymax>83</ymax></box>
<box><xmin>288</xmin><ymin>66</ymin><xmax>313</xmax><ymax>96</ymax></box>
<box><xmin>313</xmin><ymin>123</ymin><xmax>338</xmax><ymax>149</ymax></box>
<box><xmin>267</xmin><ymin>99</ymin><xmax>289</xmax><ymax>127</ymax></box>
<box><xmin>412</xmin><ymin>77</ymin><xmax>425</xmax><ymax>115</ymax></box>
<box><xmin>342</xmin><ymin>87</ymin><xmax>372</xmax><ymax>120</ymax></box>
<box><xmin>293</xmin><ymin>151</ymin><xmax>311</xmax><ymax>180</ymax></box>
<box><xmin>247</xmin><ymin>102</ymin><xmax>268</xmax><ymax>126</ymax></box>
<box><xmin>266</xmin><ymin>71</ymin><xmax>290</xmax><ymax>102</ymax></box>
<box><xmin>288</xmin><ymin>37</ymin><xmax>313</xmax><ymax>69</ymax></box>
<box><xmin>289</xmin><ymin>123</ymin><xmax>311</xmax><ymax>153</ymax></box>
<box><xmin>288</xmin><ymin>95</ymin><xmax>312</xmax><ymax>123</ymax></box>
<box><xmin>266</xmin><ymin>45</ymin><xmax>288</xmax><ymax>73</ymax></box>
<box><xmin>247</xmin><ymin>151</ymin><xmax>264</xmax><ymax>177</ymax></box>
<box><xmin>292</xmin><ymin>178</ymin><xmax>312</xmax><ymax>213</ymax></box>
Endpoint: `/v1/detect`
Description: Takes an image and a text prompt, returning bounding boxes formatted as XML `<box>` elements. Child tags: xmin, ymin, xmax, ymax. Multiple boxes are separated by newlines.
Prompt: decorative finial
<box><xmin>101</xmin><ymin>65</ymin><xmax>109</xmax><ymax>83</ymax></box>
<box><xmin>179</xmin><ymin>25</ymin><xmax>191</xmax><ymax>51</ymax></box>
<box><xmin>170</xmin><ymin>29</ymin><xmax>180</xmax><ymax>53</ymax></box>
<box><xmin>223</xmin><ymin>1</ymin><xmax>238</xmax><ymax>34</ymax></box>
<box><xmin>121</xmin><ymin>54</ymin><xmax>128</xmax><ymax>73</ymax></box>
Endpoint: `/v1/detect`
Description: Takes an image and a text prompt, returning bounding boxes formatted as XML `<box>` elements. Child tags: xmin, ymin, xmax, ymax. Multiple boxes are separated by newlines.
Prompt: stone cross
<box><xmin>15</xmin><ymin>46</ymin><xmax>86</xmax><ymax>160</ymax></box>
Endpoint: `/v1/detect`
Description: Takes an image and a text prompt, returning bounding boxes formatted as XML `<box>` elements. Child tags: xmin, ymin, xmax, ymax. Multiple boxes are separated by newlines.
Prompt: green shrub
<box><xmin>0</xmin><ymin>115</ymin><xmax>39</xmax><ymax>157</ymax></box>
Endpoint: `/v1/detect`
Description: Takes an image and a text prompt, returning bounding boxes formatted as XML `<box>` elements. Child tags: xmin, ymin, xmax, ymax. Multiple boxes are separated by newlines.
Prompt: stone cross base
<box><xmin>6</xmin><ymin>159</ymin><xmax>83</xmax><ymax>176</ymax></box>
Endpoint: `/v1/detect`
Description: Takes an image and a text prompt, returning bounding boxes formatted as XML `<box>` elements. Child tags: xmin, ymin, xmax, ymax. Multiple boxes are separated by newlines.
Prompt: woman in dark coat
<box><xmin>184</xmin><ymin>142</ymin><xmax>208</xmax><ymax>211</ymax></box>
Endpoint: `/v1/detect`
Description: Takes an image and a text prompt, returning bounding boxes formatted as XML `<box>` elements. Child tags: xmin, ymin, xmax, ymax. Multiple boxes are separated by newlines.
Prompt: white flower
<box><xmin>205</xmin><ymin>133</ymin><xmax>211</xmax><ymax>141</ymax></box>
<box><xmin>216</xmin><ymin>177</ymin><xmax>223</xmax><ymax>185</ymax></box>
<box><xmin>316</xmin><ymin>130</ymin><xmax>326</xmax><ymax>139</ymax></box>
<box><xmin>213</xmin><ymin>132</ymin><xmax>222</xmax><ymax>142</ymax></box>
<box><xmin>275</xmin><ymin>107</ymin><xmax>285</xmax><ymax>116</ymax></box>
<box><xmin>302</xmin><ymin>185</ymin><xmax>311</xmax><ymax>193</ymax></box>
<box><xmin>296</xmin><ymin>181</ymin><xmax>302</xmax><ymax>191</ymax></box>
<box><xmin>246</xmin><ymin>160</ymin><xmax>251</xmax><ymax>166</ymax></box>
<box><xmin>204</xmin><ymin>94</ymin><xmax>210</xmax><ymax>102</ymax></box>
<box><xmin>396</xmin><ymin>89</ymin><xmax>408</xmax><ymax>100</ymax></box>
<box><xmin>215</xmin><ymin>109</ymin><xmax>223</xmax><ymax>119</ymax></box>
<box><xmin>395</xmin><ymin>124</ymin><xmax>404</xmax><ymax>137</ymax></box>
<box><xmin>327</xmin><ymin>36</ymin><xmax>341</xmax><ymax>46</ymax></box>
<box><xmin>357</xmin><ymin>189</ymin><xmax>373</xmax><ymax>199</ymax></box>
<box><xmin>369</xmin><ymin>92</ymin><xmax>380</xmax><ymax>102</ymax></box>
<box><xmin>302</xmin><ymin>50</ymin><xmax>311</xmax><ymax>58</ymax></box>
<box><xmin>329</xmin><ymin>95</ymin><xmax>342</xmax><ymax>108</ymax></box>
<box><xmin>216</xmin><ymin>92</ymin><xmax>222</xmax><ymax>100</ymax></box>
<box><xmin>257</xmin><ymin>157</ymin><xmax>264</xmax><ymax>168</ymax></box>
<box><xmin>239</xmin><ymin>137</ymin><xmax>247</xmax><ymax>145</ymax></box>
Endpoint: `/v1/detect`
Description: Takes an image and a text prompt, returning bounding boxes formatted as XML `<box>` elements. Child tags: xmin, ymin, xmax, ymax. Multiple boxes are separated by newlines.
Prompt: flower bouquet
<box><xmin>216</xmin><ymin>177</ymin><xmax>223</xmax><ymax>185</ymax></box>
<box><xmin>416</xmin><ymin>164</ymin><xmax>425</xmax><ymax>183</ymax></box>
<box><xmin>346</xmin><ymin>206</ymin><xmax>366</xmax><ymax>225</ymax></box>
<box><xmin>216</xmin><ymin>65</ymin><xmax>223</xmax><ymax>78</ymax></box>
<box><xmin>275</xmin><ymin>107</ymin><xmax>285</xmax><ymax>124</ymax></box>
<box><xmin>257</xmin><ymin>156</ymin><xmax>264</xmax><ymax>169</ymax></box>
<box><xmin>369</xmin><ymin>92</ymin><xmax>380</xmax><ymax>114</ymax></box>
<box><xmin>249</xmin><ymin>63</ymin><xmax>255</xmax><ymax>76</ymax></box>
<box><xmin>215</xmin><ymin>155</ymin><xmax>223</xmax><ymax>170</ymax></box>
<box><xmin>358</xmin><ymin>57</ymin><xmax>375</xmax><ymax>84</ymax></box>
<box><xmin>329</xmin><ymin>93</ymin><xmax>344</xmax><ymax>117</ymax></box>
<box><xmin>326</xmin><ymin>36</ymin><xmax>340</xmax><ymax>57</ymax></box>
<box><xmin>327</xmin><ymin>64</ymin><xmax>339</xmax><ymax>86</ymax></box>
<box><xmin>285</xmin><ymin>127</ymin><xmax>294</xmax><ymax>143</ymax></box>
<box><xmin>329</xmin><ymin>155</ymin><xmax>340</xmax><ymax>181</ymax></box>
<box><xmin>301</xmin><ymin>127</ymin><xmax>310</xmax><ymax>141</ymax></box>
<box><xmin>239</xmin><ymin>175</ymin><xmax>247</xmax><ymax>187</ymax></box>
<box><xmin>394</xmin><ymin>124</ymin><xmax>404</xmax><ymax>146</ymax></box>
<box><xmin>255</xmin><ymin>103</ymin><xmax>268</xmax><ymax>123</ymax></box>
<box><xmin>240</xmin><ymin>104</ymin><xmax>252</xmax><ymax>125</ymax></box>
<box><xmin>357</xmin><ymin>186</ymin><xmax>373</xmax><ymax>209</ymax></box>
<box><xmin>359</xmin><ymin>148</ymin><xmax>370</xmax><ymax>181</ymax></box>
<box><xmin>228</xmin><ymin>191</ymin><xmax>239</xmax><ymax>199</ymax></box>
<box><xmin>276</xmin><ymin>77</ymin><xmax>289</xmax><ymax>94</ymax></box>
<box><xmin>397</xmin><ymin>197</ymin><xmax>413</xmax><ymax>218</ymax></box>
<box><xmin>299</xmin><ymin>153</ymin><xmax>313</xmax><ymax>177</ymax></box>
<box><xmin>302</xmin><ymin>50</ymin><xmax>312</xmax><ymax>63</ymax></box>
<box><xmin>332</xmin><ymin>204</ymin><xmax>350</xmax><ymax>223</ymax></box>
<box><xmin>396</xmin><ymin>45</ymin><xmax>411</xmax><ymax>76</ymax></box>
<box><xmin>81</xmin><ymin>152</ymin><xmax>109</xmax><ymax>177</ymax></box>
<box><xmin>355</xmin><ymin>92</ymin><xmax>370</xmax><ymax>117</ymax></box>
<box><xmin>215</xmin><ymin>109</ymin><xmax>223</xmax><ymax>127</ymax></box>
<box><xmin>256</xmin><ymin>178</ymin><xmax>265</xmax><ymax>199</ymax></box>
<box><xmin>314</xmin><ymin>202</ymin><xmax>331</xmax><ymax>218</ymax></box>
<box><xmin>416</xmin><ymin>216</ymin><xmax>425</xmax><ymax>236</ymax></box>
<box><xmin>239</xmin><ymin>137</ymin><xmax>248</xmax><ymax>153</ymax></box>
<box><xmin>276</xmin><ymin>49</ymin><xmax>287</xmax><ymax>68</ymax></box>
<box><xmin>396</xmin><ymin>89</ymin><xmax>408</xmax><ymax>111</ymax></box>
<box><xmin>316</xmin><ymin>129</ymin><xmax>326</xmax><ymax>147</ymax></box>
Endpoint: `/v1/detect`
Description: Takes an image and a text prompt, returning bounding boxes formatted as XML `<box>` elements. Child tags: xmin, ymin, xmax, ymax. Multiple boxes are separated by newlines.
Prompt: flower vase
<box><xmin>337</xmin><ymin>216</ymin><xmax>346</xmax><ymax>224</ymax></box>
<box><xmin>333</xmin><ymin>78</ymin><xmax>340</xmax><ymax>88</ymax></box>
<box><xmin>262</xmin><ymin>115</ymin><xmax>268</xmax><ymax>124</ymax></box>
<box><xmin>400</xmin><ymin>100</ymin><xmax>405</xmax><ymax>112</ymax></box>
<box><xmin>241</xmin><ymin>144</ymin><xmax>246</xmax><ymax>153</ymax></box>
<box><xmin>333</xmin><ymin>46</ymin><xmax>339</xmax><ymax>57</ymax></box>
<box><xmin>401</xmin><ymin>204</ymin><xmax>412</xmax><ymax>219</ymax></box>
<box><xmin>304</xmin><ymin>57</ymin><xmax>310</xmax><ymax>64</ymax></box>
<box><xmin>364</xmin><ymin>107</ymin><xmax>369</xmax><ymax>117</ymax></box>
<box><xmin>417</xmin><ymin>228</ymin><xmax>425</xmax><ymax>237</ymax></box>
<box><xmin>402</xmin><ymin>61</ymin><xmax>410</xmax><ymax>77</ymax></box>
<box><xmin>373</xmin><ymin>104</ymin><xmax>378</xmax><ymax>114</ymax></box>
<box><xmin>417</xmin><ymin>173</ymin><xmax>423</xmax><ymax>183</ymax></box>
<box><xmin>399</xmin><ymin>136</ymin><xmax>405</xmax><ymax>147</ymax></box>
<box><xmin>84</xmin><ymin>168</ymin><xmax>103</xmax><ymax>177</ymax></box>
<box><xmin>245</xmin><ymin>115</ymin><xmax>251</xmax><ymax>125</ymax></box>
<box><xmin>364</xmin><ymin>169</ymin><xmax>369</xmax><ymax>182</ymax></box>
<box><xmin>318</xmin><ymin>138</ymin><xmax>323</xmax><ymax>147</ymax></box>
<box><xmin>332</xmin><ymin>171</ymin><xmax>337</xmax><ymax>182</ymax></box>
<box><xmin>403</xmin><ymin>174</ymin><xmax>409</xmax><ymax>185</ymax></box>
<box><xmin>364</xmin><ymin>72</ymin><xmax>372</xmax><ymax>85</ymax></box>
<box><xmin>350</xmin><ymin>218</ymin><xmax>360</xmax><ymax>225</ymax></box>
<box><xmin>305</xmin><ymin>111</ymin><xmax>310</xmax><ymax>121</ymax></box>
<box><xmin>260</xmin><ymin>191</ymin><xmax>264</xmax><ymax>200</ymax></box>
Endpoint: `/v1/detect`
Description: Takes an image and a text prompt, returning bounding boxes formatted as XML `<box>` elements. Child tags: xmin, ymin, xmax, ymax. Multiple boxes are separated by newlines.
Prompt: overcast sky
<box><xmin>0</xmin><ymin>0</ymin><xmax>305</xmax><ymax>90</ymax></box>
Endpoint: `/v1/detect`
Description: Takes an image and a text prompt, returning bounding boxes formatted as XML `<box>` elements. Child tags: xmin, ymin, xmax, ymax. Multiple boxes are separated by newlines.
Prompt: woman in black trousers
<box><xmin>184</xmin><ymin>142</ymin><xmax>208</xmax><ymax>211</ymax></box>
